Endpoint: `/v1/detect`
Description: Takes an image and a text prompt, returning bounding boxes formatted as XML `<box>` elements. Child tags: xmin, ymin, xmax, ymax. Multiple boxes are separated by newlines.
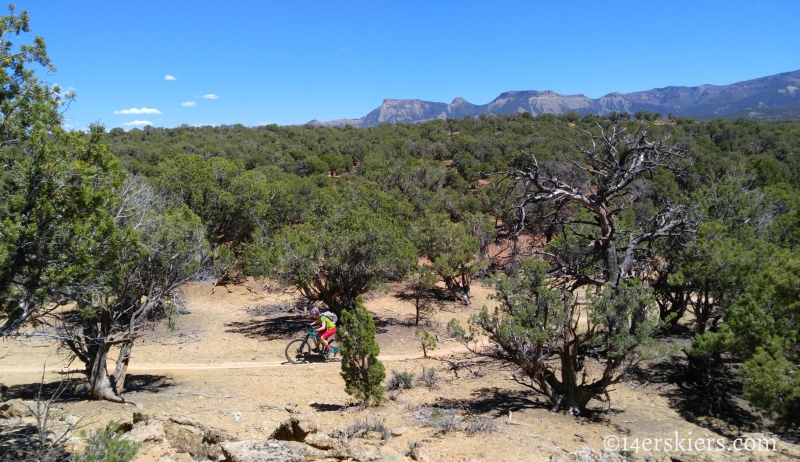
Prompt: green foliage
<box><xmin>76</xmin><ymin>421</ymin><xmax>140</xmax><ymax>462</ymax></box>
<box><xmin>405</xmin><ymin>265</ymin><xmax>438</xmax><ymax>326</ymax></box>
<box><xmin>414</xmin><ymin>329</ymin><xmax>437</xmax><ymax>358</ymax></box>
<box><xmin>707</xmin><ymin>250</ymin><xmax>800</xmax><ymax>426</ymax></box>
<box><xmin>154</xmin><ymin>155</ymin><xmax>273</xmax><ymax>249</ymax></box>
<box><xmin>339</xmin><ymin>295</ymin><xmax>386</xmax><ymax>405</ymax></box>
<box><xmin>446</xmin><ymin>318</ymin><xmax>468</xmax><ymax>343</ymax></box>
<box><xmin>0</xmin><ymin>6</ymin><xmax>127</xmax><ymax>333</ymax></box>
<box><xmin>387</xmin><ymin>370</ymin><xmax>415</xmax><ymax>390</ymax></box>
<box><xmin>245</xmin><ymin>181</ymin><xmax>415</xmax><ymax>311</ymax></box>
<box><xmin>477</xmin><ymin>259</ymin><xmax>564</xmax><ymax>349</ymax></box>
<box><xmin>468</xmin><ymin>258</ymin><xmax>661</xmax><ymax>413</ymax></box>
<box><xmin>741</xmin><ymin>347</ymin><xmax>799</xmax><ymax>428</ymax></box>
<box><xmin>413</xmin><ymin>212</ymin><xmax>487</xmax><ymax>305</ymax></box>
<box><xmin>586</xmin><ymin>279</ymin><xmax>661</xmax><ymax>359</ymax></box>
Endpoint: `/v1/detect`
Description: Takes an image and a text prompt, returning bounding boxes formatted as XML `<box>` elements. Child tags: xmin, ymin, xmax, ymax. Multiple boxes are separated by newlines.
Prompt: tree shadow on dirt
<box><xmin>123</xmin><ymin>374</ymin><xmax>176</xmax><ymax>394</ymax></box>
<box><xmin>0</xmin><ymin>423</ymin><xmax>73</xmax><ymax>462</ymax></box>
<box><xmin>437</xmin><ymin>387</ymin><xmax>548</xmax><ymax>418</ymax></box>
<box><xmin>371</xmin><ymin>313</ymin><xmax>420</xmax><ymax>333</ymax></box>
<box><xmin>392</xmin><ymin>286</ymin><xmax>454</xmax><ymax>305</ymax></box>
<box><xmin>631</xmin><ymin>358</ymin><xmax>763</xmax><ymax>439</ymax></box>
<box><xmin>4</xmin><ymin>373</ymin><xmax>175</xmax><ymax>402</ymax></box>
<box><xmin>4</xmin><ymin>376</ymin><xmax>87</xmax><ymax>403</ymax></box>
<box><xmin>226</xmin><ymin>313</ymin><xmax>312</xmax><ymax>340</ymax></box>
<box><xmin>309</xmin><ymin>402</ymin><xmax>348</xmax><ymax>412</ymax></box>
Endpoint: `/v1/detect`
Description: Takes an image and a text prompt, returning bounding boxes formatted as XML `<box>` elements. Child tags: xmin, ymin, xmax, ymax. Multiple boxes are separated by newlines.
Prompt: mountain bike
<box><xmin>284</xmin><ymin>330</ymin><xmax>340</xmax><ymax>364</ymax></box>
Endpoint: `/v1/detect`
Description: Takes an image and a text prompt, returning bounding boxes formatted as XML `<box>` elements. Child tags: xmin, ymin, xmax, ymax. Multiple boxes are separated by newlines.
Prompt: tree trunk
<box><xmin>111</xmin><ymin>341</ymin><xmax>133</xmax><ymax>396</ymax></box>
<box><xmin>558</xmin><ymin>297</ymin><xmax>594</xmax><ymax>415</ymax></box>
<box><xmin>604</xmin><ymin>239</ymin><xmax>619</xmax><ymax>285</ymax></box>
<box><xmin>443</xmin><ymin>277</ymin><xmax>470</xmax><ymax>305</ymax></box>
<box><xmin>88</xmin><ymin>343</ymin><xmax>125</xmax><ymax>402</ymax></box>
<box><xmin>543</xmin><ymin>371</ymin><xmax>596</xmax><ymax>415</ymax></box>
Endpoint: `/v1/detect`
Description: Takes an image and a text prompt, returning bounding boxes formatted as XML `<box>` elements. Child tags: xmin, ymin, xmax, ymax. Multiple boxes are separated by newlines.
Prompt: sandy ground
<box><xmin>1</xmin><ymin>279</ymin><xmax>795</xmax><ymax>461</ymax></box>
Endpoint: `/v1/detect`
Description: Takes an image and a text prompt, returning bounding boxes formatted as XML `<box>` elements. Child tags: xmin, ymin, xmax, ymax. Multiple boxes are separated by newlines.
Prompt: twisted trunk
<box><xmin>443</xmin><ymin>275</ymin><xmax>471</xmax><ymax>306</ymax></box>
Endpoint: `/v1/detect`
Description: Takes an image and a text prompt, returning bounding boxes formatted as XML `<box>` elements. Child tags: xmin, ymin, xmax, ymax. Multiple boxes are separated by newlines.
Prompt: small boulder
<box><xmin>166</xmin><ymin>415</ymin><xmax>231</xmax><ymax>460</ymax></box>
<box><xmin>164</xmin><ymin>421</ymin><xmax>205</xmax><ymax>455</ymax></box>
<box><xmin>669</xmin><ymin>452</ymin><xmax>722</xmax><ymax>462</ymax></box>
<box><xmin>550</xmin><ymin>446</ymin><xmax>627</xmax><ymax>462</ymax></box>
<box><xmin>132</xmin><ymin>411</ymin><xmax>150</xmax><ymax>424</ymax></box>
<box><xmin>123</xmin><ymin>420</ymin><xmax>167</xmax><ymax>444</ymax></box>
<box><xmin>270</xmin><ymin>417</ymin><xmax>318</xmax><ymax>442</ymax></box>
<box><xmin>0</xmin><ymin>399</ymin><xmax>32</xmax><ymax>419</ymax></box>
<box><xmin>221</xmin><ymin>440</ymin><xmax>307</xmax><ymax>462</ymax></box>
<box><xmin>304</xmin><ymin>432</ymin><xmax>341</xmax><ymax>450</ymax></box>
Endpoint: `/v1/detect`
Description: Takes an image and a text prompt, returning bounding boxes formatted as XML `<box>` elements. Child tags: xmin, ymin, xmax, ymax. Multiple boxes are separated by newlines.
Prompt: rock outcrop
<box><xmin>309</xmin><ymin>68</ymin><xmax>800</xmax><ymax>126</ymax></box>
<box><xmin>121</xmin><ymin>414</ymin><xmax>388</xmax><ymax>462</ymax></box>
<box><xmin>121</xmin><ymin>414</ymin><xmax>232</xmax><ymax>461</ymax></box>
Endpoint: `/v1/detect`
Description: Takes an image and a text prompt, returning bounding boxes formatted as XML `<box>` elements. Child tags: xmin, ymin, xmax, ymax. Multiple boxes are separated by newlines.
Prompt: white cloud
<box><xmin>123</xmin><ymin>120</ymin><xmax>153</xmax><ymax>126</ymax></box>
<box><xmin>114</xmin><ymin>107</ymin><xmax>162</xmax><ymax>115</ymax></box>
<box><xmin>165</xmin><ymin>74</ymin><xmax>177</xmax><ymax>81</ymax></box>
<box><xmin>202</xmin><ymin>94</ymin><xmax>219</xmax><ymax>99</ymax></box>
<box><xmin>182</xmin><ymin>101</ymin><xmax>197</xmax><ymax>107</ymax></box>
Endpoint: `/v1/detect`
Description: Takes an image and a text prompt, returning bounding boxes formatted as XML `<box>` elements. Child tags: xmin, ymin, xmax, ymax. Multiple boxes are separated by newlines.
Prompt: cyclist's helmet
<box><xmin>310</xmin><ymin>307</ymin><xmax>320</xmax><ymax>317</ymax></box>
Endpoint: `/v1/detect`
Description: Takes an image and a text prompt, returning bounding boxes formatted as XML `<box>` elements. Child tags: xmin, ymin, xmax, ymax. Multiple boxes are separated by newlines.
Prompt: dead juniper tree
<box><xmin>453</xmin><ymin>123</ymin><xmax>695</xmax><ymax>414</ymax></box>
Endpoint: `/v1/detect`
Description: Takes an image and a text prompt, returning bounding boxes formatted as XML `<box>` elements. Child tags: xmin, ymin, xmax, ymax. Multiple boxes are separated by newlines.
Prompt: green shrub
<box><xmin>387</xmin><ymin>370</ymin><xmax>415</xmax><ymax>390</ymax></box>
<box><xmin>414</xmin><ymin>329</ymin><xmax>437</xmax><ymax>358</ymax></box>
<box><xmin>76</xmin><ymin>421</ymin><xmax>139</xmax><ymax>462</ymax></box>
<box><xmin>339</xmin><ymin>295</ymin><xmax>386</xmax><ymax>405</ymax></box>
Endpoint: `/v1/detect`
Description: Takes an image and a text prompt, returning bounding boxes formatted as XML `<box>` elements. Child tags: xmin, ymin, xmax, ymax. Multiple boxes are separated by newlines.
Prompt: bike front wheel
<box><xmin>285</xmin><ymin>338</ymin><xmax>311</xmax><ymax>364</ymax></box>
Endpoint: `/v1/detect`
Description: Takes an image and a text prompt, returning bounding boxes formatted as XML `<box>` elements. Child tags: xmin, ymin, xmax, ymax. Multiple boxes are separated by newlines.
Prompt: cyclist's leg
<box><xmin>321</xmin><ymin>328</ymin><xmax>337</xmax><ymax>353</ymax></box>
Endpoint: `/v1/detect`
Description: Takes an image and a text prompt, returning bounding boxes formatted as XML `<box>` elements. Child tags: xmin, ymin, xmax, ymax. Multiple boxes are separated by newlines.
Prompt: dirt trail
<box><xmin>2</xmin><ymin>345</ymin><xmax>469</xmax><ymax>373</ymax></box>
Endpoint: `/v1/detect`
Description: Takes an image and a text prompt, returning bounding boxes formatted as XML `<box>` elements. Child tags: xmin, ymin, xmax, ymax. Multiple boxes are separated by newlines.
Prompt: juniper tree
<box><xmin>451</xmin><ymin>259</ymin><xmax>661</xmax><ymax>414</ymax></box>
<box><xmin>245</xmin><ymin>181</ymin><xmax>415</xmax><ymax>314</ymax></box>
<box><xmin>455</xmin><ymin>123</ymin><xmax>693</xmax><ymax>414</ymax></box>
<box><xmin>412</xmin><ymin>212</ymin><xmax>487</xmax><ymax>306</ymax></box>
<box><xmin>59</xmin><ymin>179</ymin><xmax>207</xmax><ymax>402</ymax></box>
<box><xmin>0</xmin><ymin>6</ymin><xmax>126</xmax><ymax>334</ymax></box>
<box><xmin>0</xmin><ymin>7</ymin><xmax>209</xmax><ymax>405</ymax></box>
<box><xmin>339</xmin><ymin>295</ymin><xmax>386</xmax><ymax>405</ymax></box>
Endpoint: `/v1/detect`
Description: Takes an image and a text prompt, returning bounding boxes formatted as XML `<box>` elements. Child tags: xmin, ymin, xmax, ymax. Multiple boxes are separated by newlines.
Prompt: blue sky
<box><xmin>20</xmin><ymin>0</ymin><xmax>800</xmax><ymax>130</ymax></box>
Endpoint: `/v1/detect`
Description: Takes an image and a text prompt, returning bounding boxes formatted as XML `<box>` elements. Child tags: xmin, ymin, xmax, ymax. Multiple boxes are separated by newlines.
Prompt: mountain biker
<box><xmin>309</xmin><ymin>306</ymin><xmax>337</xmax><ymax>356</ymax></box>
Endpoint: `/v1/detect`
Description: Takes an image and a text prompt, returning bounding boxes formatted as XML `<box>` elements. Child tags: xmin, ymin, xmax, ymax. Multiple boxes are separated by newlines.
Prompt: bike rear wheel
<box><xmin>285</xmin><ymin>338</ymin><xmax>311</xmax><ymax>364</ymax></box>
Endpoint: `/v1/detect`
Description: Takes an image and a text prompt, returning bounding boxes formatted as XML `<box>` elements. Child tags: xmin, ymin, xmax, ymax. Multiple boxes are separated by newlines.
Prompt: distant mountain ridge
<box><xmin>309</xmin><ymin>69</ymin><xmax>800</xmax><ymax>127</ymax></box>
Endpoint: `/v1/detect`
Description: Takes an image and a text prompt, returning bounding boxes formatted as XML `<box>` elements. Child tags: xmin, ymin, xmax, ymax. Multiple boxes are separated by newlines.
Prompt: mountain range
<box><xmin>309</xmin><ymin>69</ymin><xmax>800</xmax><ymax>127</ymax></box>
